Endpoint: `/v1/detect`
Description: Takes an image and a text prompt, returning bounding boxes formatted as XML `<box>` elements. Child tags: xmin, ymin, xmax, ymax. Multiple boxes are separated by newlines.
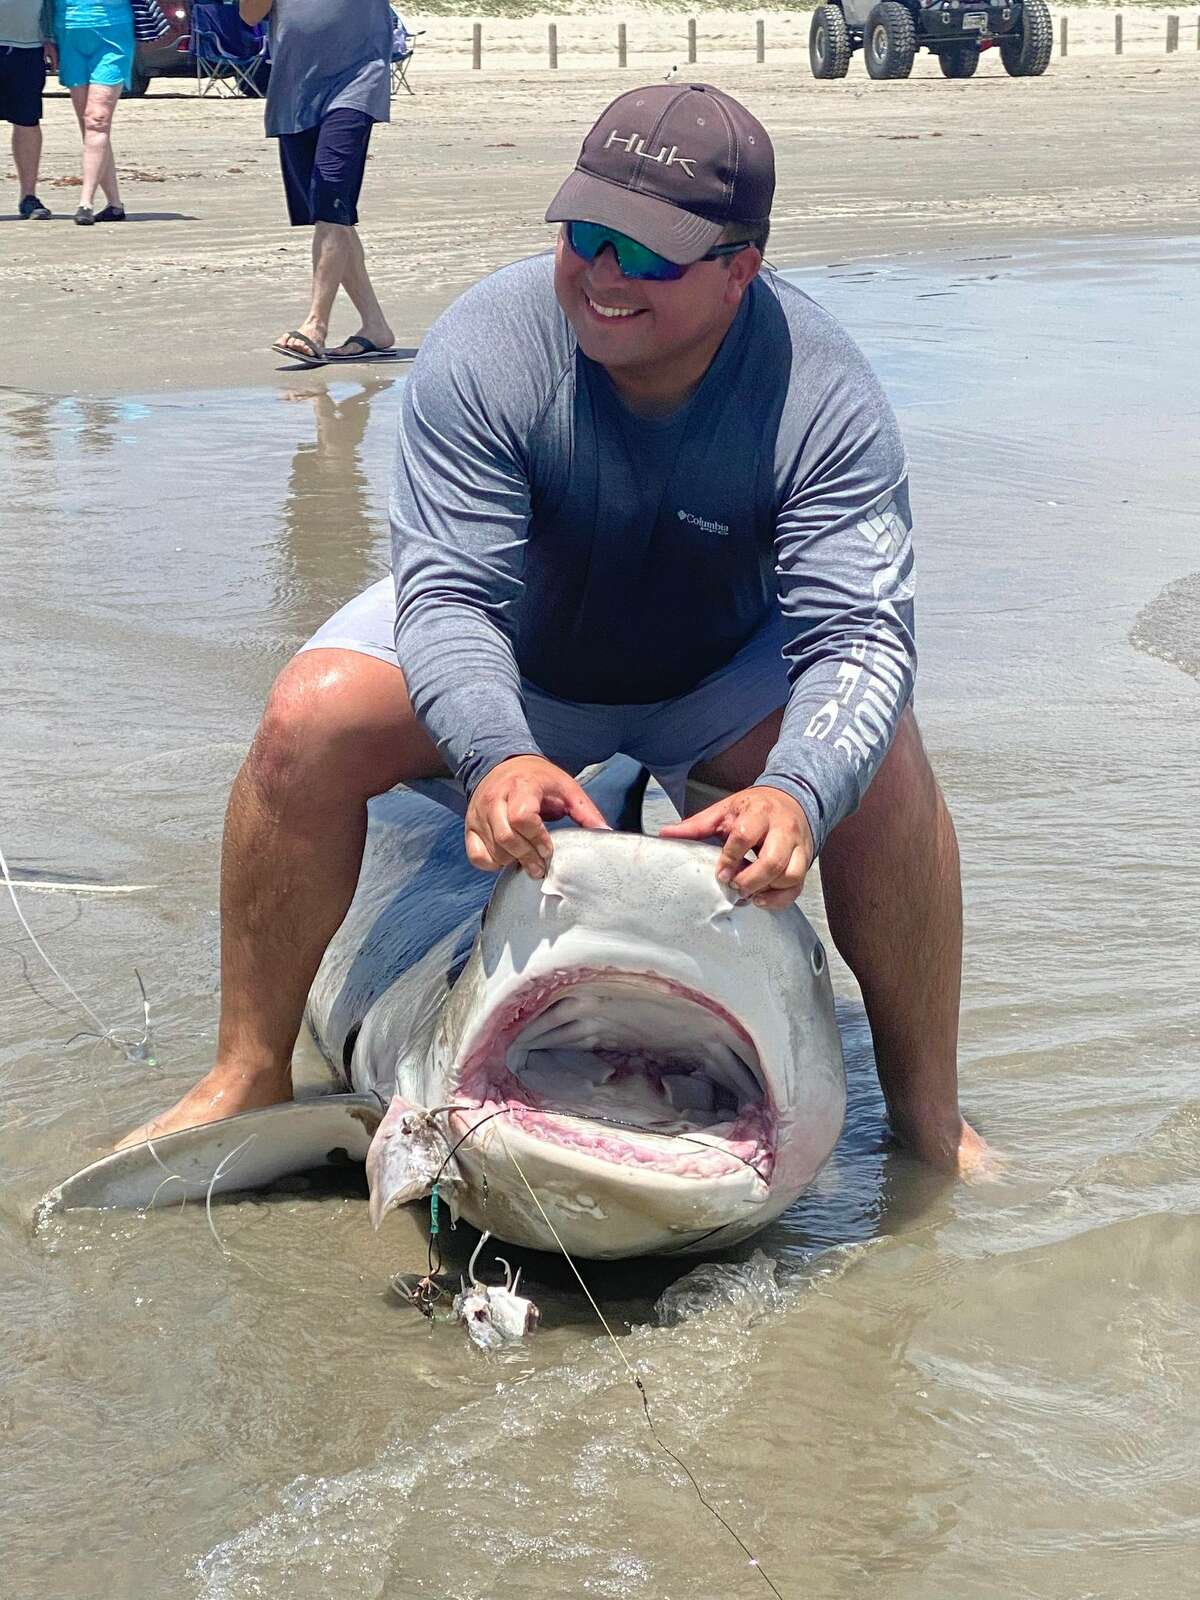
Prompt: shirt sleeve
<box><xmin>755</xmin><ymin>369</ymin><xmax>917</xmax><ymax>855</ymax></box>
<box><xmin>390</xmin><ymin>314</ymin><xmax>544</xmax><ymax>796</ymax></box>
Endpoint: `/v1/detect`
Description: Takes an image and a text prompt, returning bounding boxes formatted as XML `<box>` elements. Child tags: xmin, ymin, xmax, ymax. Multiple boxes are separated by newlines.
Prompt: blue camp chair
<box><xmin>390</xmin><ymin>11</ymin><xmax>422</xmax><ymax>95</ymax></box>
<box><xmin>191</xmin><ymin>2</ymin><xmax>268</xmax><ymax>98</ymax></box>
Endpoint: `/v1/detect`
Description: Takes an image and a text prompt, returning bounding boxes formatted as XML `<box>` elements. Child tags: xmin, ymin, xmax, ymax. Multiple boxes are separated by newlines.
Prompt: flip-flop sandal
<box><xmin>271</xmin><ymin>330</ymin><xmax>327</xmax><ymax>367</ymax></box>
<box><xmin>325</xmin><ymin>335</ymin><xmax>400</xmax><ymax>363</ymax></box>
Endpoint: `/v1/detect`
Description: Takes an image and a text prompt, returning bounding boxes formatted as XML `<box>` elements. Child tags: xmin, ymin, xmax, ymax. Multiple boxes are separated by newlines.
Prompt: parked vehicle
<box><xmin>809</xmin><ymin>0</ymin><xmax>1053</xmax><ymax>80</ymax></box>
<box><xmin>128</xmin><ymin>1</ymin><xmax>191</xmax><ymax>94</ymax></box>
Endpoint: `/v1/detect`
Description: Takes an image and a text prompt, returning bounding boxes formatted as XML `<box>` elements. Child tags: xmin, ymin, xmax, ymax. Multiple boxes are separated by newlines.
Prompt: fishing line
<box><xmin>495</xmin><ymin>1130</ymin><xmax>786</xmax><ymax>1600</ymax></box>
<box><xmin>0</xmin><ymin>837</ymin><xmax>157</xmax><ymax>1065</ymax></box>
<box><xmin>419</xmin><ymin>1113</ymin><xmax>780</xmax><ymax>1600</ymax></box>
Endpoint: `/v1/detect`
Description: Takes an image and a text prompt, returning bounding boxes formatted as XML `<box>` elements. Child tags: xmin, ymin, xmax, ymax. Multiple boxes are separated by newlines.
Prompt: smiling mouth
<box><xmin>584</xmin><ymin>292</ymin><xmax>644</xmax><ymax>321</ymax></box>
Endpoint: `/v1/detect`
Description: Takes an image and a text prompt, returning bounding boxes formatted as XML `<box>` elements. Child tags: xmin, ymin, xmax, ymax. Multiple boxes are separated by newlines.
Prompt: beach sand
<box><xmin>2</xmin><ymin>8</ymin><xmax>1198</xmax><ymax>396</ymax></box>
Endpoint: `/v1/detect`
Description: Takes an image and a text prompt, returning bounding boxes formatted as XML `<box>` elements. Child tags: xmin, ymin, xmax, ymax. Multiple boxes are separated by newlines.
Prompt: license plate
<box><xmin>963</xmin><ymin>11</ymin><xmax>987</xmax><ymax>26</ymax></box>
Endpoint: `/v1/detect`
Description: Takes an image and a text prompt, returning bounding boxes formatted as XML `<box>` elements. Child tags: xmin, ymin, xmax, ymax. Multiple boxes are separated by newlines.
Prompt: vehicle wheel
<box><xmin>938</xmin><ymin>42</ymin><xmax>980</xmax><ymax>76</ymax></box>
<box><xmin>1001</xmin><ymin>0</ymin><xmax>1053</xmax><ymax>75</ymax></box>
<box><xmin>865</xmin><ymin>2</ymin><xmax>917</xmax><ymax>79</ymax></box>
<box><xmin>809</xmin><ymin>4</ymin><xmax>851</xmax><ymax>78</ymax></box>
<box><xmin>127</xmin><ymin>65</ymin><xmax>150</xmax><ymax>97</ymax></box>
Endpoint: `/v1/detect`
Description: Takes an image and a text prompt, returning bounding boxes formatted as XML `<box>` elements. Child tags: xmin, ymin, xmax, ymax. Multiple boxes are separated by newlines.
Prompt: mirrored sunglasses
<box><xmin>564</xmin><ymin>220</ymin><xmax>750</xmax><ymax>283</ymax></box>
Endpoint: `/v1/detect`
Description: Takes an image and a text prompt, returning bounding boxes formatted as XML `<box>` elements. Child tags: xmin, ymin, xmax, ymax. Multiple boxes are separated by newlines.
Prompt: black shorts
<box><xmin>0</xmin><ymin>44</ymin><xmax>46</xmax><ymax>127</ymax></box>
<box><xmin>278</xmin><ymin>108</ymin><xmax>375</xmax><ymax>227</ymax></box>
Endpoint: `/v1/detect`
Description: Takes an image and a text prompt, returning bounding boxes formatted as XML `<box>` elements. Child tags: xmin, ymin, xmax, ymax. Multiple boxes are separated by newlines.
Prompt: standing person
<box><xmin>54</xmin><ymin>0</ymin><xmax>132</xmax><ymax>224</ymax></box>
<box><xmin>1</xmin><ymin>0</ymin><xmax>57</xmax><ymax>218</ymax></box>
<box><xmin>240</xmin><ymin>0</ymin><xmax>395</xmax><ymax>368</ymax></box>
<box><xmin>120</xmin><ymin>84</ymin><xmax>987</xmax><ymax>1178</ymax></box>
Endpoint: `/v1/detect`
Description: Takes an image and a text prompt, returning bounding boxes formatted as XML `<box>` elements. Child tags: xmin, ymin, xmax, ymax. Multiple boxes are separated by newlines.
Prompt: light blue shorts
<box><xmin>57</xmin><ymin>22</ymin><xmax>134</xmax><ymax>90</ymax></box>
<box><xmin>300</xmin><ymin>576</ymin><xmax>790</xmax><ymax>812</ymax></box>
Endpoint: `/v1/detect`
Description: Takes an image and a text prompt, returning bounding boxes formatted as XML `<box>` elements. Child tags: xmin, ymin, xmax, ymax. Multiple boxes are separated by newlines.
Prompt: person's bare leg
<box><xmin>691</xmin><ymin>705</ymin><xmax>986</xmax><ymax>1174</ymax></box>
<box><xmin>12</xmin><ymin>122</ymin><xmax>43</xmax><ymax>200</ymax></box>
<box><xmin>276</xmin><ymin>221</ymin><xmax>350</xmax><ymax>359</ymax></box>
<box><xmin>326</xmin><ymin>227</ymin><xmax>394</xmax><ymax>356</ymax></box>
<box><xmin>117</xmin><ymin>650</ymin><xmax>446</xmax><ymax>1147</ymax></box>
<box><xmin>76</xmin><ymin>83</ymin><xmax>121</xmax><ymax>212</ymax></box>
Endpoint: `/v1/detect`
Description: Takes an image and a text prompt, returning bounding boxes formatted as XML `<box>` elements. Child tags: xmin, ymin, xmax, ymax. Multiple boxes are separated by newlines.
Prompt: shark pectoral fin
<box><xmin>37</xmin><ymin>1095</ymin><xmax>383</xmax><ymax>1218</ymax></box>
<box><xmin>366</xmin><ymin>1096</ymin><xmax>453</xmax><ymax>1231</ymax></box>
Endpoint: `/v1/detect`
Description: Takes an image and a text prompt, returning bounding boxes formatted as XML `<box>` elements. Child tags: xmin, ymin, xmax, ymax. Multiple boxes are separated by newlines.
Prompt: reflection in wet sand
<box><xmin>278</xmin><ymin>379</ymin><xmax>396</xmax><ymax>626</ymax></box>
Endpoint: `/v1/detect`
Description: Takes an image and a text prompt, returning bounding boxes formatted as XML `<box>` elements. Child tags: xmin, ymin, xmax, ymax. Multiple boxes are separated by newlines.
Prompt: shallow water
<box><xmin>2</xmin><ymin>235</ymin><xmax>1198</xmax><ymax>1600</ymax></box>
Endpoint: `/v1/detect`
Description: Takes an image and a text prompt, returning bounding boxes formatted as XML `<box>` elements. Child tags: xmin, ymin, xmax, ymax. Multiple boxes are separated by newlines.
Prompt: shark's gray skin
<box><xmin>42</xmin><ymin>761</ymin><xmax>845</xmax><ymax>1259</ymax></box>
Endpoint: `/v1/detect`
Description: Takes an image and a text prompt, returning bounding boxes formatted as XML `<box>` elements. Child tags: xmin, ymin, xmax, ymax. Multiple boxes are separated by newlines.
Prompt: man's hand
<box><xmin>660</xmin><ymin>785</ymin><xmax>814</xmax><ymax>910</ymax></box>
<box><xmin>465</xmin><ymin>756</ymin><xmax>609</xmax><ymax>878</ymax></box>
<box><xmin>44</xmin><ymin>41</ymin><xmax>58</xmax><ymax>71</ymax></box>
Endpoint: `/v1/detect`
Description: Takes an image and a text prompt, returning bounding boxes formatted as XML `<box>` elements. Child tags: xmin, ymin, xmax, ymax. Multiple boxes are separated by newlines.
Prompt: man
<box><xmin>240</xmin><ymin>0</ymin><xmax>395</xmax><ymax>366</ymax></box>
<box><xmin>1</xmin><ymin>0</ymin><xmax>56</xmax><ymax>219</ymax></box>
<box><xmin>123</xmin><ymin>84</ymin><xmax>986</xmax><ymax>1176</ymax></box>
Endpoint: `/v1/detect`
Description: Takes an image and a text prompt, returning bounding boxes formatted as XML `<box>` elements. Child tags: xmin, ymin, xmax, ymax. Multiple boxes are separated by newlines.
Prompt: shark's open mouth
<box><xmin>453</xmin><ymin>968</ymin><xmax>775</xmax><ymax>1182</ymax></box>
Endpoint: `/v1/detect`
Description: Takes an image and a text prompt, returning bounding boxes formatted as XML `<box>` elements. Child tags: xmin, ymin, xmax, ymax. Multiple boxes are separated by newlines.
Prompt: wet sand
<box><xmin>2</xmin><ymin>33</ymin><xmax>1199</xmax><ymax>395</ymax></box>
<box><xmin>1</xmin><ymin>234</ymin><xmax>1197</xmax><ymax>1599</ymax></box>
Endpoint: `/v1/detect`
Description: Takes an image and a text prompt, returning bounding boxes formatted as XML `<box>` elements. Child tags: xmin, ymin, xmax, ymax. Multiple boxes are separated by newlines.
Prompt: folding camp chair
<box><xmin>389</xmin><ymin>11</ymin><xmax>422</xmax><ymax>95</ymax></box>
<box><xmin>192</xmin><ymin>1</ymin><xmax>268</xmax><ymax>98</ymax></box>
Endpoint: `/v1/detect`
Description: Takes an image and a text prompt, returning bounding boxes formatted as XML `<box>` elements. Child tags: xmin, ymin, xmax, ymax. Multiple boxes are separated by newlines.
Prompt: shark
<box><xmin>41</xmin><ymin>759</ymin><xmax>845</xmax><ymax>1260</ymax></box>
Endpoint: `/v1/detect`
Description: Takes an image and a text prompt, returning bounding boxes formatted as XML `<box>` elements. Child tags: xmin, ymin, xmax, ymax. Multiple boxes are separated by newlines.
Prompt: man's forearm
<box><xmin>240</xmin><ymin>0</ymin><xmax>273</xmax><ymax>26</ymax></box>
<box><xmin>394</xmin><ymin>600</ymin><xmax>542</xmax><ymax>794</ymax></box>
<box><xmin>755</xmin><ymin>623</ymin><xmax>915</xmax><ymax>855</ymax></box>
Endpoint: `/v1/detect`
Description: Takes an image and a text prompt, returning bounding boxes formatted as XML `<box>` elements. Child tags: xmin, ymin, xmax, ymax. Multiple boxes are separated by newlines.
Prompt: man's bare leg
<box><xmin>326</xmin><ymin>226</ymin><xmax>394</xmax><ymax>357</ymax></box>
<box><xmin>691</xmin><ymin>705</ymin><xmax>987</xmax><ymax>1175</ymax></box>
<box><xmin>13</xmin><ymin>122</ymin><xmax>43</xmax><ymax>201</ymax></box>
<box><xmin>275</xmin><ymin>221</ymin><xmax>352</xmax><ymax>360</ymax></box>
<box><xmin>118</xmin><ymin>649</ymin><xmax>445</xmax><ymax>1146</ymax></box>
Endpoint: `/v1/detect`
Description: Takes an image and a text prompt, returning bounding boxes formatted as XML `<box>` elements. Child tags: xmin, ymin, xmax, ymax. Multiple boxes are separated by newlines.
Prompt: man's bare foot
<box><xmin>115</xmin><ymin>1065</ymin><xmax>293</xmax><ymax>1151</ymax></box>
<box><xmin>892</xmin><ymin>1113</ymin><xmax>997</xmax><ymax>1180</ymax></box>
<box><xmin>326</xmin><ymin>324</ymin><xmax>395</xmax><ymax>360</ymax></box>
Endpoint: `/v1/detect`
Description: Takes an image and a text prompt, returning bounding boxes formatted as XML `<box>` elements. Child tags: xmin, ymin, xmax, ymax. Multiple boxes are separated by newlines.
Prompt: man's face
<box><xmin>553</xmin><ymin>226</ymin><xmax>760</xmax><ymax>379</ymax></box>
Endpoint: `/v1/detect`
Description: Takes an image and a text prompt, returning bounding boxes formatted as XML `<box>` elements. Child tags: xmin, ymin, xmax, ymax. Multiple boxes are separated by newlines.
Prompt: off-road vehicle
<box><xmin>809</xmin><ymin>0</ymin><xmax>1053</xmax><ymax>80</ymax></box>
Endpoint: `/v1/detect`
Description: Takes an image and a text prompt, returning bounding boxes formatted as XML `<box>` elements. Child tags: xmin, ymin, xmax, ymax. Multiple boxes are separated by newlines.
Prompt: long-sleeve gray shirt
<box><xmin>391</xmin><ymin>254</ymin><xmax>917</xmax><ymax>853</ymax></box>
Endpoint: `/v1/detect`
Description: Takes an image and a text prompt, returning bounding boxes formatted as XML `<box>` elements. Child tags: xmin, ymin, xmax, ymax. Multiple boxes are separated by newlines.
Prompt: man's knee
<box><xmin>82</xmin><ymin>111</ymin><xmax>113</xmax><ymax>137</ymax></box>
<box><xmin>248</xmin><ymin>650</ymin><xmax>441</xmax><ymax>804</ymax></box>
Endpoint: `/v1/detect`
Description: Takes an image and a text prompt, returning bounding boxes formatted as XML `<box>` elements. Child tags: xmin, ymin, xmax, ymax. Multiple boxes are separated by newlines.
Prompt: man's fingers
<box><xmin>742</xmin><ymin>846</ymin><xmax>810</xmax><ymax>909</ymax></box>
<box><xmin>489</xmin><ymin>814</ymin><xmax>547</xmax><ymax>877</ymax></box>
<box><xmin>506</xmin><ymin>795</ymin><xmax>554</xmax><ymax>864</ymax></box>
<box><xmin>658</xmin><ymin>799</ymin><xmax>728</xmax><ymax>840</ymax></box>
<box><xmin>559</xmin><ymin>785</ymin><xmax>610</xmax><ymax>832</ymax></box>
<box><xmin>717</xmin><ymin>820</ymin><xmax>763</xmax><ymax>883</ymax></box>
<box><xmin>731</xmin><ymin>832</ymin><xmax>793</xmax><ymax>896</ymax></box>
<box><xmin>744</xmin><ymin>885</ymin><xmax>800</xmax><ymax>912</ymax></box>
<box><xmin>465</xmin><ymin>827</ymin><xmax>500</xmax><ymax>873</ymax></box>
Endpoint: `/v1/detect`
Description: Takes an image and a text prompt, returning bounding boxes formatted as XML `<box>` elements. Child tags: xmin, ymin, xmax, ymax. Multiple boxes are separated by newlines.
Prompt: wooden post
<box><xmin>618</xmin><ymin>22</ymin><xmax>627</xmax><ymax>67</ymax></box>
<box><xmin>1166</xmin><ymin>14</ymin><xmax>1179</xmax><ymax>50</ymax></box>
<box><xmin>548</xmin><ymin>22</ymin><xmax>558</xmax><ymax>68</ymax></box>
<box><xmin>1059</xmin><ymin>15</ymin><xmax>1067</xmax><ymax>55</ymax></box>
<box><xmin>688</xmin><ymin>18</ymin><xmax>697</xmax><ymax>63</ymax></box>
<box><xmin>1114</xmin><ymin>12</ymin><xmax>1122</xmax><ymax>53</ymax></box>
<box><xmin>756</xmin><ymin>19</ymin><xmax>765</xmax><ymax>61</ymax></box>
<box><xmin>471</xmin><ymin>22</ymin><xmax>481</xmax><ymax>70</ymax></box>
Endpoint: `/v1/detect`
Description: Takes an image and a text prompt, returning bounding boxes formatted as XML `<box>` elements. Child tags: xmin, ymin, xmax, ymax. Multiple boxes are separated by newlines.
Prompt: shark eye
<box><xmin>811</xmin><ymin>943</ymin><xmax>826</xmax><ymax>976</ymax></box>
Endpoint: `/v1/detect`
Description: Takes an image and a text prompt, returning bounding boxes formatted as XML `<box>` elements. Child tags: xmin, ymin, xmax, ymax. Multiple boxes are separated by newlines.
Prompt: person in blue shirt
<box><xmin>120</xmin><ymin>85</ymin><xmax>988</xmax><ymax>1182</ymax></box>
<box><xmin>54</xmin><ymin>0</ymin><xmax>133</xmax><ymax>223</ymax></box>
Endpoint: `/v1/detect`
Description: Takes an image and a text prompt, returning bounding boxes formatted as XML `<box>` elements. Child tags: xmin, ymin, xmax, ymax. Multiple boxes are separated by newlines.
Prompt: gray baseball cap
<box><xmin>545</xmin><ymin>83</ymin><xmax>775</xmax><ymax>265</ymax></box>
